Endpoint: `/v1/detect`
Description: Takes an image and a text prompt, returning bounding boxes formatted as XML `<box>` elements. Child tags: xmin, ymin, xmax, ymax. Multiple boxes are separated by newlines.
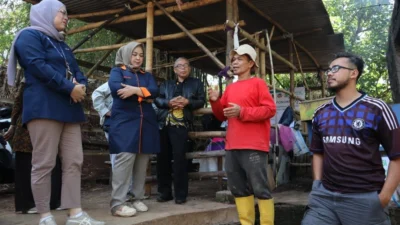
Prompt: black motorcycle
<box><xmin>0</xmin><ymin>106</ymin><xmax>14</xmax><ymax>184</ymax></box>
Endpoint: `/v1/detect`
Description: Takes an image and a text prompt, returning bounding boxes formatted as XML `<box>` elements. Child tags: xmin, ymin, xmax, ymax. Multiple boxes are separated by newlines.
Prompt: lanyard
<box><xmin>46</xmin><ymin>37</ymin><xmax>71</xmax><ymax>73</ymax></box>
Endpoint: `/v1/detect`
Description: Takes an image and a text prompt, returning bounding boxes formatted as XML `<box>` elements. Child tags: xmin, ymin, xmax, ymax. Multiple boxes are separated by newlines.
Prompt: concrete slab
<box><xmin>0</xmin><ymin>180</ymin><xmax>240</xmax><ymax>225</ymax></box>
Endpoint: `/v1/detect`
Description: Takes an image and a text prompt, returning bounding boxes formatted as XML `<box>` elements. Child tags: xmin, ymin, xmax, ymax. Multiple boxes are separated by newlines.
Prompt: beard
<box><xmin>327</xmin><ymin>78</ymin><xmax>350</xmax><ymax>93</ymax></box>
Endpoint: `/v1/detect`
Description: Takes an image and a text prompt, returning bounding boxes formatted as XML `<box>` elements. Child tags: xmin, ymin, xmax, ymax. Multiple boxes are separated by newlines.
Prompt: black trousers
<box><xmin>156</xmin><ymin>126</ymin><xmax>189</xmax><ymax>200</ymax></box>
<box><xmin>14</xmin><ymin>152</ymin><xmax>62</xmax><ymax>213</ymax></box>
<box><xmin>225</xmin><ymin>150</ymin><xmax>272</xmax><ymax>199</ymax></box>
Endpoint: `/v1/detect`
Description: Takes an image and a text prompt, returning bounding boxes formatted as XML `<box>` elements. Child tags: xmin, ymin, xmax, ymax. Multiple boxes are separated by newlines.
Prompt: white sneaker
<box><xmin>131</xmin><ymin>201</ymin><xmax>148</xmax><ymax>212</ymax></box>
<box><xmin>39</xmin><ymin>216</ymin><xmax>57</xmax><ymax>225</ymax></box>
<box><xmin>112</xmin><ymin>205</ymin><xmax>136</xmax><ymax>217</ymax></box>
<box><xmin>28</xmin><ymin>207</ymin><xmax>38</xmax><ymax>214</ymax></box>
<box><xmin>65</xmin><ymin>212</ymin><xmax>105</xmax><ymax>225</ymax></box>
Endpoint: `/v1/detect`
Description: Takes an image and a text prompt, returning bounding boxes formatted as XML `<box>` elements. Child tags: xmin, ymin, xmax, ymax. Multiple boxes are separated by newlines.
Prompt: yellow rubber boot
<box><xmin>234</xmin><ymin>195</ymin><xmax>255</xmax><ymax>225</ymax></box>
<box><xmin>258</xmin><ymin>199</ymin><xmax>275</xmax><ymax>225</ymax></box>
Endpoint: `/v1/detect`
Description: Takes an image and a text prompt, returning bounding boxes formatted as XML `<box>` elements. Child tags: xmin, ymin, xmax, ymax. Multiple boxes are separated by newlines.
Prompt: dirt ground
<box><xmin>0</xmin><ymin>179</ymin><xmax>239</xmax><ymax>225</ymax></box>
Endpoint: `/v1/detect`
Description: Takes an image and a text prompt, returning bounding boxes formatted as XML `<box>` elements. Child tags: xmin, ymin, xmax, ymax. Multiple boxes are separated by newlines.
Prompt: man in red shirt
<box><xmin>208</xmin><ymin>44</ymin><xmax>276</xmax><ymax>225</ymax></box>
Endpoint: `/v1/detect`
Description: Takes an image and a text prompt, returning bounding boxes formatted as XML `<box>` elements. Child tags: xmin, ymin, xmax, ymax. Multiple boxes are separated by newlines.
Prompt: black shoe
<box><xmin>175</xmin><ymin>199</ymin><xmax>186</xmax><ymax>204</ymax></box>
<box><xmin>157</xmin><ymin>195</ymin><xmax>173</xmax><ymax>202</ymax></box>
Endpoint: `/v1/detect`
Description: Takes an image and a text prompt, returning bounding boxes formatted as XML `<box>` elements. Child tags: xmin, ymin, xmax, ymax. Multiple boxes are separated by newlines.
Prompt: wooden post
<box><xmin>255</xmin><ymin>34</ymin><xmax>261</xmax><ymax>77</ymax></box>
<box><xmin>146</xmin><ymin>2</ymin><xmax>154</xmax><ymax>73</ymax></box>
<box><xmin>289</xmin><ymin>40</ymin><xmax>295</xmax><ymax>108</ymax></box>
<box><xmin>86</xmin><ymin>36</ymin><xmax>125</xmax><ymax>77</ymax></box>
<box><xmin>225</xmin><ymin>0</ymin><xmax>234</xmax><ymax>85</ymax></box>
<box><xmin>217</xmin><ymin>156</ymin><xmax>223</xmax><ymax>190</ymax></box>
<box><xmin>319</xmin><ymin>70</ymin><xmax>326</xmax><ymax>98</ymax></box>
<box><xmin>260</xmin><ymin>36</ymin><xmax>266</xmax><ymax>80</ymax></box>
<box><xmin>233</xmin><ymin>0</ymin><xmax>239</xmax><ymax>22</ymax></box>
<box><xmin>144</xmin><ymin>1</ymin><xmax>154</xmax><ymax>197</ymax></box>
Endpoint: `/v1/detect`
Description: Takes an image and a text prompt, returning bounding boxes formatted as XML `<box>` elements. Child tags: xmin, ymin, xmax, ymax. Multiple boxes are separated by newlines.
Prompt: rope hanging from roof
<box><xmin>233</xmin><ymin>23</ymin><xmax>240</xmax><ymax>49</ymax></box>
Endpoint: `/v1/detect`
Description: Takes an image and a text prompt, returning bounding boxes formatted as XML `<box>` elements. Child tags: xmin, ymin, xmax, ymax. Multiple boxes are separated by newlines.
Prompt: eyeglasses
<box><xmin>175</xmin><ymin>64</ymin><xmax>190</xmax><ymax>69</ymax></box>
<box><xmin>58</xmin><ymin>9</ymin><xmax>68</xmax><ymax>17</ymax></box>
<box><xmin>325</xmin><ymin>65</ymin><xmax>355</xmax><ymax>75</ymax></box>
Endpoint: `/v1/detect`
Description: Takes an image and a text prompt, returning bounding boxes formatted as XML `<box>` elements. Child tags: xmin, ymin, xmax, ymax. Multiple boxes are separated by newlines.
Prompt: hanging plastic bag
<box><xmin>291</xmin><ymin>127</ymin><xmax>309</xmax><ymax>156</ymax></box>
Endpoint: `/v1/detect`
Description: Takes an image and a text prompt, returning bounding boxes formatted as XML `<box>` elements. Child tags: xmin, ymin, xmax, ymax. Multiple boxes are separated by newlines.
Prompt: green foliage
<box><xmin>0</xmin><ymin>0</ymin><xmax>30</xmax><ymax>65</ymax></box>
<box><xmin>323</xmin><ymin>0</ymin><xmax>393</xmax><ymax>102</ymax></box>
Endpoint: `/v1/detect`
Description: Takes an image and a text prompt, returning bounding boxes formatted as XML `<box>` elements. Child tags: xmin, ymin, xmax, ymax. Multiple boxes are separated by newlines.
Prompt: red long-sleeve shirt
<box><xmin>210</xmin><ymin>77</ymin><xmax>276</xmax><ymax>152</ymax></box>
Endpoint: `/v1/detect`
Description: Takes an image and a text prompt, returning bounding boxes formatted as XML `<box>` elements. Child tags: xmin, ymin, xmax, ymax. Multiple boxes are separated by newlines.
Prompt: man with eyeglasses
<box><xmin>154</xmin><ymin>57</ymin><xmax>205</xmax><ymax>204</ymax></box>
<box><xmin>302</xmin><ymin>52</ymin><xmax>400</xmax><ymax>225</ymax></box>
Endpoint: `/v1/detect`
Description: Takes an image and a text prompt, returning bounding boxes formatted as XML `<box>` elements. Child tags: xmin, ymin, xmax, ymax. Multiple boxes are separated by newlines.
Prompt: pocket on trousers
<box><xmin>311</xmin><ymin>180</ymin><xmax>321</xmax><ymax>190</ymax></box>
<box><xmin>373</xmin><ymin>192</ymin><xmax>385</xmax><ymax>210</ymax></box>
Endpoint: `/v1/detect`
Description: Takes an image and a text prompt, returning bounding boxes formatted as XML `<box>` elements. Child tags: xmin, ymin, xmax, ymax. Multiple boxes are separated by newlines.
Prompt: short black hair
<box><xmin>333</xmin><ymin>52</ymin><xmax>365</xmax><ymax>81</ymax></box>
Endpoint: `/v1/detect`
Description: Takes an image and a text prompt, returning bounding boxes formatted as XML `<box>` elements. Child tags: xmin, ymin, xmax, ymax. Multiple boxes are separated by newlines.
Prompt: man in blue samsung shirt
<box><xmin>302</xmin><ymin>52</ymin><xmax>400</xmax><ymax>225</ymax></box>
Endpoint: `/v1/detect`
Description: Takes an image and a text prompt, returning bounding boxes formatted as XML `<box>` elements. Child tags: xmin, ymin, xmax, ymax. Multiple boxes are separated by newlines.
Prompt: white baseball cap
<box><xmin>229</xmin><ymin>44</ymin><xmax>259</xmax><ymax>68</ymax></box>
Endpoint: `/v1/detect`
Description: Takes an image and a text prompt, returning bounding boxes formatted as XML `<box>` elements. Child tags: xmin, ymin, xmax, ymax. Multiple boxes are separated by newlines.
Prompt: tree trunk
<box><xmin>387</xmin><ymin>0</ymin><xmax>400</xmax><ymax>103</ymax></box>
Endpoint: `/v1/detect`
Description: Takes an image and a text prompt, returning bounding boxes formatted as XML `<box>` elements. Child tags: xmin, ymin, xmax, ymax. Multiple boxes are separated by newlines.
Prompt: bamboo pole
<box><xmin>292</xmin><ymin>41</ymin><xmax>310</xmax><ymax>93</ymax></box>
<box><xmin>271</xmin><ymin>28</ymin><xmax>322</xmax><ymax>42</ymax></box>
<box><xmin>76</xmin><ymin>59</ymin><xmax>111</xmax><ymax>73</ymax></box>
<box><xmin>255</xmin><ymin>33</ymin><xmax>261</xmax><ymax>77</ymax></box>
<box><xmin>68</xmin><ymin>0</ymin><xmax>178</xmax><ymax>19</ymax></box>
<box><xmin>73</xmin><ymin>21</ymin><xmax>245</xmax><ymax>54</ymax></box>
<box><xmin>131</xmin><ymin>0</ymin><xmax>145</xmax><ymax>5</ymax></box>
<box><xmin>145</xmin><ymin>2</ymin><xmax>154</xmax><ymax>73</ymax></box>
<box><xmin>155</xmin><ymin>49</ymin><xmax>224</xmax><ymax>69</ymax></box>
<box><xmin>188</xmin><ymin>131</ymin><xmax>226</xmax><ymax>138</ymax></box>
<box><xmin>67</xmin><ymin>0</ymin><xmax>223</xmax><ymax>35</ymax></box>
<box><xmin>175</xmin><ymin>14</ymin><xmax>225</xmax><ymax>46</ymax></box>
<box><xmin>86</xmin><ymin>36</ymin><xmax>125</xmax><ymax>77</ymax></box>
<box><xmin>233</xmin><ymin>0</ymin><xmax>239</xmax><ymax>22</ymax></box>
<box><xmin>289</xmin><ymin>40</ymin><xmax>295</xmax><ymax>108</ymax></box>
<box><xmin>240</xmin><ymin>29</ymin><xmax>321</xmax><ymax>45</ymax></box>
<box><xmin>168</xmin><ymin>47</ymin><xmax>225</xmax><ymax>54</ymax></box>
<box><xmin>153</xmin><ymin>0</ymin><xmax>233</xmax><ymax>76</ymax></box>
<box><xmin>69</xmin><ymin>8</ymin><xmax>125</xmax><ymax>19</ymax></box>
<box><xmin>319</xmin><ymin>70</ymin><xmax>326</xmax><ymax>97</ymax></box>
<box><xmin>226</xmin><ymin>0</ymin><xmax>239</xmax><ymax>85</ymax></box>
<box><xmin>269</xmin><ymin>26</ymin><xmax>275</xmax><ymax>40</ymax></box>
<box><xmin>225</xmin><ymin>0</ymin><xmax>234</xmax><ymax>85</ymax></box>
<box><xmin>225</xmin><ymin>20</ymin><xmax>298</xmax><ymax>71</ymax></box>
<box><xmin>260</xmin><ymin>36</ymin><xmax>266</xmax><ymax>80</ymax></box>
<box><xmin>193</xmin><ymin>107</ymin><xmax>213</xmax><ymax>115</ymax></box>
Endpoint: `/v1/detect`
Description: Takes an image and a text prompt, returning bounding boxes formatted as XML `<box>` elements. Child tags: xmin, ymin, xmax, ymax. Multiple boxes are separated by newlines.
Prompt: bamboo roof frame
<box><xmin>64</xmin><ymin>0</ymin><xmax>309</xmax><ymax>101</ymax></box>
<box><xmin>73</xmin><ymin>21</ymin><xmax>246</xmax><ymax>54</ymax></box>
<box><xmin>23</xmin><ymin>0</ymin><xmax>342</xmax><ymax>103</ymax></box>
<box><xmin>238</xmin><ymin>0</ymin><xmax>325</xmax><ymax>96</ymax></box>
<box><xmin>67</xmin><ymin>0</ymin><xmax>223</xmax><ymax>35</ymax></box>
